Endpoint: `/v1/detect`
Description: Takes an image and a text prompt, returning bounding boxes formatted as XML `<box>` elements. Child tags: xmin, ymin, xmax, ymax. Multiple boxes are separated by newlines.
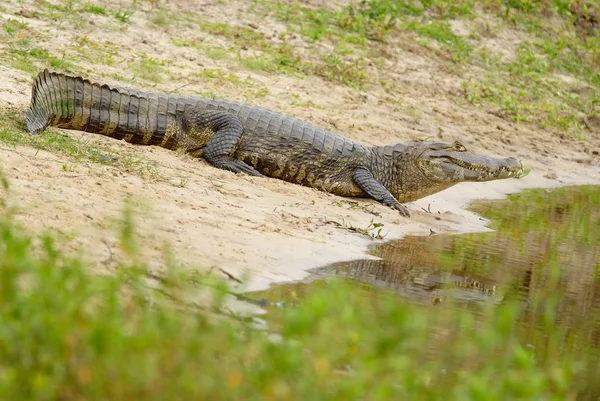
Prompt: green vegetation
<box><xmin>3</xmin><ymin>18</ymin><xmax>29</xmax><ymax>34</ymax></box>
<box><xmin>440</xmin><ymin>186</ymin><xmax>600</xmax><ymax>397</ymax></box>
<box><xmin>0</xmin><ymin>0</ymin><xmax>598</xmax><ymax>398</ymax></box>
<box><xmin>1</xmin><ymin>18</ymin><xmax>77</xmax><ymax>74</ymax></box>
<box><xmin>114</xmin><ymin>9</ymin><xmax>134</xmax><ymax>23</ymax></box>
<box><xmin>4</xmin><ymin>0</ymin><xmax>595</xmax><ymax>134</ymax></box>
<box><xmin>205</xmin><ymin>45</ymin><xmax>229</xmax><ymax>60</ymax></box>
<box><xmin>0</xmin><ymin>112</ymin><xmax>161</xmax><ymax>180</ymax></box>
<box><xmin>252</xmin><ymin>185</ymin><xmax>600</xmax><ymax>400</ymax></box>
<box><xmin>0</xmin><ymin>182</ymin><xmax>596</xmax><ymax>399</ymax></box>
<box><xmin>405</xmin><ymin>20</ymin><xmax>473</xmax><ymax>63</ymax></box>
<box><xmin>251</xmin><ymin>0</ymin><xmax>599</xmax><ymax>134</ymax></box>
<box><xmin>176</xmin><ymin>67</ymin><xmax>270</xmax><ymax>99</ymax></box>
<box><xmin>188</xmin><ymin>20</ymin><xmax>313</xmax><ymax>79</ymax></box>
<box><xmin>81</xmin><ymin>3</ymin><xmax>107</xmax><ymax>15</ymax></box>
<box><xmin>130</xmin><ymin>56</ymin><xmax>170</xmax><ymax>84</ymax></box>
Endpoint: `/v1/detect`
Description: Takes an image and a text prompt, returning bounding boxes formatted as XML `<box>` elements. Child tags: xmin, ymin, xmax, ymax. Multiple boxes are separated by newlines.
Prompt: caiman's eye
<box><xmin>451</xmin><ymin>141</ymin><xmax>467</xmax><ymax>152</ymax></box>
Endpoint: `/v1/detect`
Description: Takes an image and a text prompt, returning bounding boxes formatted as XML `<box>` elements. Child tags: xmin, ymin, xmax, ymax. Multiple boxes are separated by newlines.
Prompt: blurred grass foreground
<box><xmin>0</xmin><ymin>178</ymin><xmax>598</xmax><ymax>400</ymax></box>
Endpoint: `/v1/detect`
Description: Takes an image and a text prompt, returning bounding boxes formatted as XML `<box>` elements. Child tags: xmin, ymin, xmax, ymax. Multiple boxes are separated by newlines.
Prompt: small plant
<box><xmin>3</xmin><ymin>19</ymin><xmax>29</xmax><ymax>34</ymax></box>
<box><xmin>365</xmin><ymin>219</ymin><xmax>386</xmax><ymax>239</ymax></box>
<box><xmin>516</xmin><ymin>168</ymin><xmax>531</xmax><ymax>178</ymax></box>
<box><xmin>324</xmin><ymin>218</ymin><xmax>387</xmax><ymax>239</ymax></box>
<box><xmin>114</xmin><ymin>9</ymin><xmax>134</xmax><ymax>23</ymax></box>
<box><xmin>82</xmin><ymin>3</ymin><xmax>107</xmax><ymax>15</ymax></box>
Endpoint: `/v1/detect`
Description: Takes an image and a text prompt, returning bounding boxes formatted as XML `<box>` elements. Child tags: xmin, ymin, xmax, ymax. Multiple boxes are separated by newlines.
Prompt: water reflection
<box><xmin>250</xmin><ymin>186</ymin><xmax>600</xmax><ymax>346</ymax></box>
<box><xmin>316</xmin><ymin>236</ymin><xmax>505</xmax><ymax>305</ymax></box>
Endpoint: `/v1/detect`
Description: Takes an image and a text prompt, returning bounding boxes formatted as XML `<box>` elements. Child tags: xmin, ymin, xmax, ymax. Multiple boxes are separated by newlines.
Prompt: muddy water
<box><xmin>249</xmin><ymin>186</ymin><xmax>600</xmax><ymax>343</ymax></box>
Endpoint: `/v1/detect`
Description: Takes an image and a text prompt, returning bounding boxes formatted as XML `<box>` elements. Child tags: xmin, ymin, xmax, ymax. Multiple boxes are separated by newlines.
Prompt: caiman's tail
<box><xmin>25</xmin><ymin>69</ymin><xmax>55</xmax><ymax>134</ymax></box>
<box><xmin>26</xmin><ymin>69</ymin><xmax>122</xmax><ymax>134</ymax></box>
<box><xmin>25</xmin><ymin>69</ymin><xmax>187</xmax><ymax>145</ymax></box>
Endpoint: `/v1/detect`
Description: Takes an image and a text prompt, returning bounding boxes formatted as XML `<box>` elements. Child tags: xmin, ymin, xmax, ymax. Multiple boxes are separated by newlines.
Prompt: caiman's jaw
<box><xmin>418</xmin><ymin>141</ymin><xmax>523</xmax><ymax>183</ymax></box>
<box><xmin>437</xmin><ymin>155</ymin><xmax>522</xmax><ymax>181</ymax></box>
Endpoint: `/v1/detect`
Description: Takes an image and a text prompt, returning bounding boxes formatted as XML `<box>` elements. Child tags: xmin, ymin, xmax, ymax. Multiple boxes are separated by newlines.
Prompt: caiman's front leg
<box><xmin>181</xmin><ymin>109</ymin><xmax>261</xmax><ymax>176</ymax></box>
<box><xmin>353</xmin><ymin>168</ymin><xmax>410</xmax><ymax>217</ymax></box>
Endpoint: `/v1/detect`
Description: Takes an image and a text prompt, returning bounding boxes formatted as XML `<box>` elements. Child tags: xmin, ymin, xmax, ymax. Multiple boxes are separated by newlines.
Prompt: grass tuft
<box><xmin>81</xmin><ymin>3</ymin><xmax>107</xmax><ymax>15</ymax></box>
<box><xmin>0</xmin><ymin>111</ymin><xmax>162</xmax><ymax>180</ymax></box>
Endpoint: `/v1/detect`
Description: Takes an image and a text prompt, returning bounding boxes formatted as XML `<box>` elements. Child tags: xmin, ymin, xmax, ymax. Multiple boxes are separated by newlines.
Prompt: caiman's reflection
<box><xmin>316</xmin><ymin>186</ymin><xmax>600</xmax><ymax>348</ymax></box>
<box><xmin>251</xmin><ymin>186</ymin><xmax>600</xmax><ymax>349</ymax></box>
<box><xmin>316</xmin><ymin>236</ymin><xmax>509</xmax><ymax>305</ymax></box>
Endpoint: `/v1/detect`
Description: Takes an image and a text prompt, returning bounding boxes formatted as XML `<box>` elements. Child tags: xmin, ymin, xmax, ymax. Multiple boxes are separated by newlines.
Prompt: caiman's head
<box><xmin>417</xmin><ymin>140</ymin><xmax>522</xmax><ymax>182</ymax></box>
<box><xmin>379</xmin><ymin>141</ymin><xmax>523</xmax><ymax>202</ymax></box>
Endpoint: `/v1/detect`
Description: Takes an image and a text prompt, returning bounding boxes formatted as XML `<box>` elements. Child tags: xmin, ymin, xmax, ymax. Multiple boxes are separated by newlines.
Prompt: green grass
<box><xmin>114</xmin><ymin>9</ymin><xmax>134</xmax><ymax>23</ymax></box>
<box><xmin>0</xmin><ymin>0</ymin><xmax>598</xmax><ymax>396</ymax></box>
<box><xmin>81</xmin><ymin>3</ymin><xmax>107</xmax><ymax>15</ymax></box>
<box><xmin>2</xmin><ymin>0</ymin><xmax>596</xmax><ymax>131</ymax></box>
<box><xmin>3</xmin><ymin>19</ymin><xmax>29</xmax><ymax>34</ymax></box>
<box><xmin>252</xmin><ymin>0</ymin><xmax>599</xmax><ymax>133</ymax></box>
<box><xmin>250</xmin><ymin>185</ymin><xmax>600</xmax><ymax>399</ymax></box>
<box><xmin>0</xmin><ymin>190</ymin><xmax>592</xmax><ymax>399</ymax></box>
<box><xmin>171</xmin><ymin>38</ymin><xmax>197</xmax><ymax>48</ymax></box>
<box><xmin>130</xmin><ymin>56</ymin><xmax>169</xmax><ymax>84</ymax></box>
<box><xmin>1</xmin><ymin>18</ymin><xmax>79</xmax><ymax>74</ymax></box>
<box><xmin>404</xmin><ymin>20</ymin><xmax>473</xmax><ymax>63</ymax></box>
<box><xmin>314</xmin><ymin>54</ymin><xmax>367</xmax><ymax>89</ymax></box>
<box><xmin>0</xmin><ymin>112</ymin><xmax>161</xmax><ymax>180</ymax></box>
<box><xmin>204</xmin><ymin>45</ymin><xmax>228</xmax><ymax>60</ymax></box>
<box><xmin>178</xmin><ymin>68</ymin><xmax>269</xmax><ymax>98</ymax></box>
<box><xmin>17</xmin><ymin>0</ymin><xmax>595</xmax><ymax>122</ymax></box>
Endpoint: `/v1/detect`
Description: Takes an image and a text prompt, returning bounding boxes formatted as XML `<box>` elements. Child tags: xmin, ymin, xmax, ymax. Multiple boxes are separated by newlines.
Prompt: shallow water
<box><xmin>249</xmin><ymin>186</ymin><xmax>600</xmax><ymax>345</ymax></box>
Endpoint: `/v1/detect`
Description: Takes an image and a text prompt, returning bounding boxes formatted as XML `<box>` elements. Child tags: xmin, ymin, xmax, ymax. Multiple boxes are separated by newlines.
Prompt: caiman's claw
<box><xmin>385</xmin><ymin>200</ymin><xmax>410</xmax><ymax>218</ymax></box>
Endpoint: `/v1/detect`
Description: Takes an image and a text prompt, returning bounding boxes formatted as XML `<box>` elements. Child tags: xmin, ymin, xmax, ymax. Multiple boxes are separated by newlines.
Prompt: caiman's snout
<box><xmin>470</xmin><ymin>156</ymin><xmax>523</xmax><ymax>181</ymax></box>
<box><xmin>502</xmin><ymin>157</ymin><xmax>523</xmax><ymax>177</ymax></box>
<box><xmin>438</xmin><ymin>154</ymin><xmax>524</xmax><ymax>182</ymax></box>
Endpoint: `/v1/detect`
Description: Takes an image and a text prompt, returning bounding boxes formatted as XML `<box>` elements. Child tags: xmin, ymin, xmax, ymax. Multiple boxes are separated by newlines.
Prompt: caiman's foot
<box><xmin>352</xmin><ymin>168</ymin><xmax>410</xmax><ymax>218</ymax></box>
<box><xmin>206</xmin><ymin>155</ymin><xmax>263</xmax><ymax>176</ymax></box>
<box><xmin>185</xmin><ymin>110</ymin><xmax>262</xmax><ymax>177</ymax></box>
<box><xmin>384</xmin><ymin>199</ymin><xmax>410</xmax><ymax>218</ymax></box>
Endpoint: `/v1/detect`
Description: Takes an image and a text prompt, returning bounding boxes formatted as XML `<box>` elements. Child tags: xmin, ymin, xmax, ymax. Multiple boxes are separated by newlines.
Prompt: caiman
<box><xmin>25</xmin><ymin>69</ymin><xmax>523</xmax><ymax>217</ymax></box>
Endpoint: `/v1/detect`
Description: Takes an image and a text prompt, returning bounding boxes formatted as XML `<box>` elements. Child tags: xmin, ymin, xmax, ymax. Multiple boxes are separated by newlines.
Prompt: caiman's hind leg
<box><xmin>353</xmin><ymin>168</ymin><xmax>410</xmax><ymax>217</ymax></box>
<box><xmin>180</xmin><ymin>109</ymin><xmax>261</xmax><ymax>176</ymax></box>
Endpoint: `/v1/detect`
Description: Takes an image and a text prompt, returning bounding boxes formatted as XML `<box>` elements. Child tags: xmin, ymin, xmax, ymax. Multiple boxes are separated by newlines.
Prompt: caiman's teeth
<box><xmin>452</xmin><ymin>159</ymin><xmax>519</xmax><ymax>177</ymax></box>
